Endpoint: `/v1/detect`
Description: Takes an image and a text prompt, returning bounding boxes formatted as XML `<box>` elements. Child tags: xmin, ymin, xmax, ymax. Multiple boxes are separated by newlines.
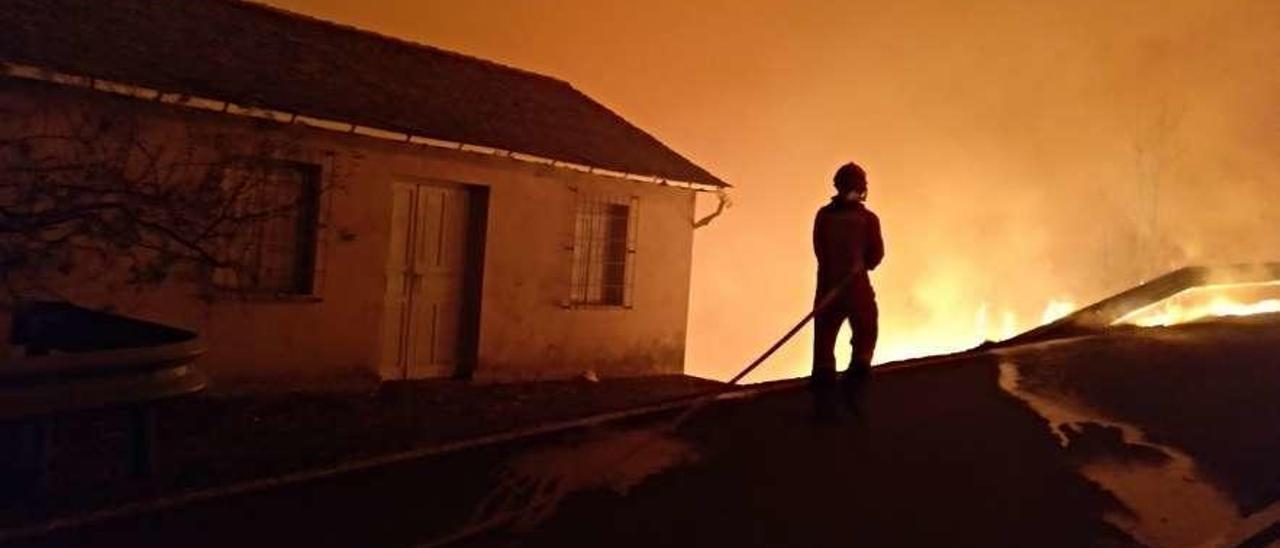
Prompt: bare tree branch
<box><xmin>0</xmin><ymin>94</ymin><xmax>332</xmax><ymax>302</ymax></box>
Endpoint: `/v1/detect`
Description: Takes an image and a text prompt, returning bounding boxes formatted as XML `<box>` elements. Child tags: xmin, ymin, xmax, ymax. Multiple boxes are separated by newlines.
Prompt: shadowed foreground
<box><xmin>10</xmin><ymin>315</ymin><xmax>1280</xmax><ymax>547</ymax></box>
<box><xmin>464</xmin><ymin>355</ymin><xmax>1128</xmax><ymax>547</ymax></box>
<box><xmin>484</xmin><ymin>315</ymin><xmax>1280</xmax><ymax>548</ymax></box>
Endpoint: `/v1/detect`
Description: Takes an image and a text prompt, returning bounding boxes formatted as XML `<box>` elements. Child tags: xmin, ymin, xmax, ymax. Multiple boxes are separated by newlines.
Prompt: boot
<box><xmin>810</xmin><ymin>368</ymin><xmax>840</xmax><ymax>424</ymax></box>
<box><xmin>842</xmin><ymin>361</ymin><xmax>871</xmax><ymax>414</ymax></box>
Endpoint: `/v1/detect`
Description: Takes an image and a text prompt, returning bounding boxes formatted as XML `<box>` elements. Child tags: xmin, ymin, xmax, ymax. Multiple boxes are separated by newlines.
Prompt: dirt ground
<box><xmin>8</xmin><ymin>352</ymin><xmax>1130</xmax><ymax>548</ymax></box>
<box><xmin>8</xmin><ymin>316</ymin><xmax>1280</xmax><ymax>547</ymax></box>
<box><xmin>1</xmin><ymin>374</ymin><xmax>723</xmax><ymax>526</ymax></box>
<box><xmin>495</xmin><ymin>316</ymin><xmax>1280</xmax><ymax>548</ymax></box>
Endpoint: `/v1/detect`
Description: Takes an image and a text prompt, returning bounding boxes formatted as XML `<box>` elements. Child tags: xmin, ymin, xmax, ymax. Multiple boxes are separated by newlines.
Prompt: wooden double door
<box><xmin>382</xmin><ymin>181</ymin><xmax>486</xmax><ymax>379</ymax></box>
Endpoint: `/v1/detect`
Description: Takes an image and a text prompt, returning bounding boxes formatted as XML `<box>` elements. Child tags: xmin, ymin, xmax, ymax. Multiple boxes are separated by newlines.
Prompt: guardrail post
<box><xmin>13</xmin><ymin>416</ymin><xmax>53</xmax><ymax>497</ymax></box>
<box><xmin>129</xmin><ymin>405</ymin><xmax>156</xmax><ymax>479</ymax></box>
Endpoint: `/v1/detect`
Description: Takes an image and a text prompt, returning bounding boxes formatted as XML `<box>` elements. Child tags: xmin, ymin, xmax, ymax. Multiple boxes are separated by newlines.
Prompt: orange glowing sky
<box><xmin>262</xmin><ymin>0</ymin><xmax>1280</xmax><ymax>381</ymax></box>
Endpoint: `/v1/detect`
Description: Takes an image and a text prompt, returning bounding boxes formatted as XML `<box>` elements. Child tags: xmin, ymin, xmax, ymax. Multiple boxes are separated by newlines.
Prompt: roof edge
<box><xmin>562</xmin><ymin>80</ymin><xmax>730</xmax><ymax>188</ymax></box>
<box><xmin>0</xmin><ymin>60</ymin><xmax>728</xmax><ymax>191</ymax></box>
<box><xmin>229</xmin><ymin>0</ymin><xmax>728</xmax><ymax>188</ymax></box>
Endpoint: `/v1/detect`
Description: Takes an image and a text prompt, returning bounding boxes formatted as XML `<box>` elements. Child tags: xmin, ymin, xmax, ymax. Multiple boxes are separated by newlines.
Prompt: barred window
<box><xmin>570</xmin><ymin>194</ymin><xmax>637</xmax><ymax>307</ymax></box>
<box><xmin>213</xmin><ymin>161</ymin><xmax>320</xmax><ymax>295</ymax></box>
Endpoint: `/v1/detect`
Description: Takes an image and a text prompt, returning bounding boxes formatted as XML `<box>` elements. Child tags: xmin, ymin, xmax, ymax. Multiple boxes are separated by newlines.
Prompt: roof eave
<box><xmin>0</xmin><ymin>60</ymin><xmax>730</xmax><ymax>191</ymax></box>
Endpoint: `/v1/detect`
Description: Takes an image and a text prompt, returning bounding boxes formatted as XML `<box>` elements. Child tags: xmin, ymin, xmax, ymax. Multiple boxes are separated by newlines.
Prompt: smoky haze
<box><xmin>264</xmin><ymin>0</ymin><xmax>1280</xmax><ymax>381</ymax></box>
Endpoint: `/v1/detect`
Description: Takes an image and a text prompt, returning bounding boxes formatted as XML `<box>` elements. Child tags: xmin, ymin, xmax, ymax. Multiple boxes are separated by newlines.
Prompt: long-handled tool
<box><xmin>666</xmin><ymin>270</ymin><xmax>856</xmax><ymax>429</ymax></box>
<box><xmin>424</xmin><ymin>272</ymin><xmax>860</xmax><ymax>547</ymax></box>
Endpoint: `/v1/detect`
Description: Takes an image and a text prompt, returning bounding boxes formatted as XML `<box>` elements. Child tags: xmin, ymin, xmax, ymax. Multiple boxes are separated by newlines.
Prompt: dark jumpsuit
<box><xmin>811</xmin><ymin>198</ymin><xmax>884</xmax><ymax>393</ymax></box>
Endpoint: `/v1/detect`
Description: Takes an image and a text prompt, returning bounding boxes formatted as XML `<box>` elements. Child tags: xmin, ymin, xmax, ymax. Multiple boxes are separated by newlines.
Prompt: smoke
<box><xmin>262</xmin><ymin>0</ymin><xmax>1280</xmax><ymax>381</ymax></box>
<box><xmin>682</xmin><ymin>0</ymin><xmax>1280</xmax><ymax>381</ymax></box>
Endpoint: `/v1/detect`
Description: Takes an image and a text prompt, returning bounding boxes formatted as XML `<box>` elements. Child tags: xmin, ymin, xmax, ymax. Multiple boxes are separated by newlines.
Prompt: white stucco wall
<box><xmin>1</xmin><ymin>80</ymin><xmax>699</xmax><ymax>386</ymax></box>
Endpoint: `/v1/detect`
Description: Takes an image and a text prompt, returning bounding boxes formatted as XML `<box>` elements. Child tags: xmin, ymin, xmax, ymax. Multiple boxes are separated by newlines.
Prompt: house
<box><xmin>0</xmin><ymin>0</ymin><xmax>728</xmax><ymax>385</ymax></box>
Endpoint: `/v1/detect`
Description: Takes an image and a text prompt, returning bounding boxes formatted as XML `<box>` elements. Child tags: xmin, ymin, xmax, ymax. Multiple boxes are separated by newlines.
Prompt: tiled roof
<box><xmin>0</xmin><ymin>0</ymin><xmax>727</xmax><ymax>187</ymax></box>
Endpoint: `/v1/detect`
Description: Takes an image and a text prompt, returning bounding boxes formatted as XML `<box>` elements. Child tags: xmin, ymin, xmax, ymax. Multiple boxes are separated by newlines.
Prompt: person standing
<box><xmin>811</xmin><ymin>161</ymin><xmax>884</xmax><ymax>422</ymax></box>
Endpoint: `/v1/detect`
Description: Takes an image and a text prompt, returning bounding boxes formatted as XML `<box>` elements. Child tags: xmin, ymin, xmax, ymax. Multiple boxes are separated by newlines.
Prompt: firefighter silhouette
<box><xmin>811</xmin><ymin>161</ymin><xmax>883</xmax><ymax>422</ymax></box>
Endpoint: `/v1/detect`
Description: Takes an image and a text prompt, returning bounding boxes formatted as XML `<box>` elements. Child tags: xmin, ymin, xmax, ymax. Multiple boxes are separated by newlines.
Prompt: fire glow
<box><xmin>867</xmin><ymin>298</ymin><xmax>1078</xmax><ymax>367</ymax></box>
<box><xmin>872</xmin><ymin>280</ymin><xmax>1280</xmax><ymax>372</ymax></box>
<box><xmin>1116</xmin><ymin>282</ymin><xmax>1280</xmax><ymax>327</ymax></box>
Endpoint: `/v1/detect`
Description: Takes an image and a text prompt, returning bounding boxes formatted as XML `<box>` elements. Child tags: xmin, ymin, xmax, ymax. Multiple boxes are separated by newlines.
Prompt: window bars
<box><xmin>569</xmin><ymin>192</ymin><xmax>638</xmax><ymax>307</ymax></box>
<box><xmin>212</xmin><ymin>161</ymin><xmax>320</xmax><ymax>295</ymax></box>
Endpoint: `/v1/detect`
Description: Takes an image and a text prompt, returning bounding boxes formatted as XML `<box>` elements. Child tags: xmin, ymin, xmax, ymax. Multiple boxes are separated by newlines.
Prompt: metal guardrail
<box><xmin>1</xmin><ymin>301</ymin><xmax>207</xmax><ymax>496</ymax></box>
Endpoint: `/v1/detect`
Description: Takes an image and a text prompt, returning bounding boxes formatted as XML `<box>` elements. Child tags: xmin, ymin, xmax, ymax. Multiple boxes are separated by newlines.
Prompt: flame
<box><xmin>1041</xmin><ymin>299</ymin><xmax>1076</xmax><ymax>324</ymax></box>
<box><xmin>1115</xmin><ymin>282</ymin><xmax>1280</xmax><ymax>327</ymax></box>
<box><xmin>872</xmin><ymin>298</ymin><xmax>1075</xmax><ymax>366</ymax></box>
<box><xmin>1119</xmin><ymin>293</ymin><xmax>1280</xmax><ymax>327</ymax></box>
<box><xmin>1000</xmin><ymin>309</ymin><xmax>1019</xmax><ymax>341</ymax></box>
<box><xmin>790</xmin><ymin>281</ymin><xmax>1280</xmax><ymax>382</ymax></box>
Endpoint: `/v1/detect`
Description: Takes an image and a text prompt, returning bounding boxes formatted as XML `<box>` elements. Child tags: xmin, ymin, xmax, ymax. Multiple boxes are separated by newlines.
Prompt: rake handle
<box><xmin>671</xmin><ymin>271</ymin><xmax>856</xmax><ymax>428</ymax></box>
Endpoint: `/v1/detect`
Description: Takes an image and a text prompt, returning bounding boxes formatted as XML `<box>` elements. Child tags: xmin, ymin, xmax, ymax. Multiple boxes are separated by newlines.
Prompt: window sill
<box><xmin>561</xmin><ymin>302</ymin><xmax>632</xmax><ymax>310</ymax></box>
<box><xmin>210</xmin><ymin>291</ymin><xmax>323</xmax><ymax>304</ymax></box>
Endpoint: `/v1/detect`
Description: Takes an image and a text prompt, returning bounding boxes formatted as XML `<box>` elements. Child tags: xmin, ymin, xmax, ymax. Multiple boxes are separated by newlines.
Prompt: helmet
<box><xmin>833</xmin><ymin>162</ymin><xmax>867</xmax><ymax>193</ymax></box>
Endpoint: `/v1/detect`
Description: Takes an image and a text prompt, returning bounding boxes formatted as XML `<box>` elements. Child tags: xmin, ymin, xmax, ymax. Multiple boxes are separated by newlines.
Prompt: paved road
<box><xmin>9</xmin><ymin>316</ymin><xmax>1280</xmax><ymax>547</ymax></box>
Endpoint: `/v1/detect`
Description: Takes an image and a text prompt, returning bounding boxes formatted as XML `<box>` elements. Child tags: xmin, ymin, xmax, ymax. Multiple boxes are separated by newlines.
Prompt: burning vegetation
<box><xmin>1117</xmin><ymin>282</ymin><xmax>1280</xmax><ymax>327</ymax></box>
